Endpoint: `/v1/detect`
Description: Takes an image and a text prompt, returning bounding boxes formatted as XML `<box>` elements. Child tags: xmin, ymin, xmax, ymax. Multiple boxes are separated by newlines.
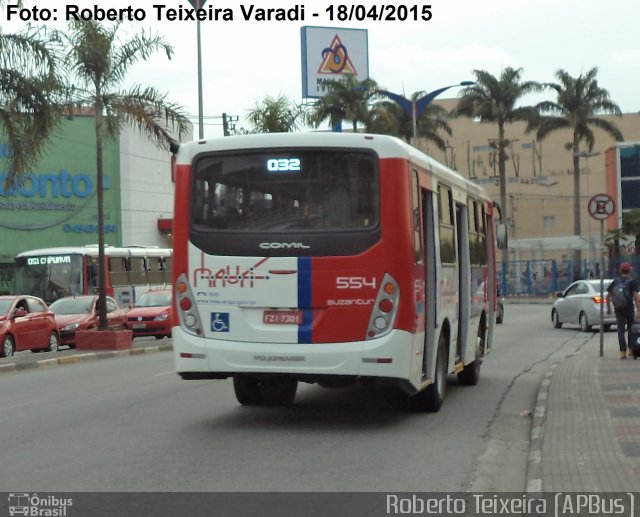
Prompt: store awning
<box><xmin>157</xmin><ymin>218</ymin><xmax>172</xmax><ymax>233</ymax></box>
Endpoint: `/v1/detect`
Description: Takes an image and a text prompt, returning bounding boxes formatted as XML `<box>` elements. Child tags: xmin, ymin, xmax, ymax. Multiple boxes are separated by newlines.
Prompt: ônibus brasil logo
<box><xmin>7</xmin><ymin>493</ymin><xmax>73</xmax><ymax>516</ymax></box>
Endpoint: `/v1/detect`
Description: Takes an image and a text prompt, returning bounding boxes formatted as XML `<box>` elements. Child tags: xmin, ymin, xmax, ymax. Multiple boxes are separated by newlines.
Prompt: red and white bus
<box><xmin>14</xmin><ymin>245</ymin><xmax>172</xmax><ymax>306</ymax></box>
<box><xmin>172</xmin><ymin>133</ymin><xmax>505</xmax><ymax>410</ymax></box>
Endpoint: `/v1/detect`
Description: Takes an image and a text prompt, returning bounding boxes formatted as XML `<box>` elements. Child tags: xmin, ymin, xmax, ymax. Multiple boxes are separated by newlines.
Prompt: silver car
<box><xmin>551</xmin><ymin>279</ymin><xmax>616</xmax><ymax>332</ymax></box>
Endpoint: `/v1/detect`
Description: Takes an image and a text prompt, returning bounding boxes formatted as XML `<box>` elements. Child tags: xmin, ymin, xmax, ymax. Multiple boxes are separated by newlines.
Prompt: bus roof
<box><xmin>16</xmin><ymin>245</ymin><xmax>172</xmax><ymax>259</ymax></box>
<box><xmin>174</xmin><ymin>132</ymin><xmax>491</xmax><ymax>203</ymax></box>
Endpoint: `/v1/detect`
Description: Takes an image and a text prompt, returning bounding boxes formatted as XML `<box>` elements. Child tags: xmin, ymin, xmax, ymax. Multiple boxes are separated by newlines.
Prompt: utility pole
<box><xmin>221</xmin><ymin>113</ymin><xmax>238</xmax><ymax>136</ymax></box>
<box><xmin>222</xmin><ymin>113</ymin><xmax>229</xmax><ymax>137</ymax></box>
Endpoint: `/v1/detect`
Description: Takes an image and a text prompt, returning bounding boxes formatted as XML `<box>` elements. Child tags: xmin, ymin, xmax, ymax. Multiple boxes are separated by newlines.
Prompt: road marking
<box><xmin>153</xmin><ymin>370</ymin><xmax>175</xmax><ymax>377</ymax></box>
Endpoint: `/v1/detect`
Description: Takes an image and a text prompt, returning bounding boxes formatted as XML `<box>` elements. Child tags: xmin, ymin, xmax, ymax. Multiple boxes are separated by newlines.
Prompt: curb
<box><xmin>526</xmin><ymin>361</ymin><xmax>558</xmax><ymax>492</ymax></box>
<box><xmin>0</xmin><ymin>343</ymin><xmax>173</xmax><ymax>374</ymax></box>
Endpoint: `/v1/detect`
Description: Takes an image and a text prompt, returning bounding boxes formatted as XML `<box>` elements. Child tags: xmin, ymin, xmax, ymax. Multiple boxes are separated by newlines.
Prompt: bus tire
<box><xmin>414</xmin><ymin>333</ymin><xmax>447</xmax><ymax>412</ymax></box>
<box><xmin>458</xmin><ymin>326</ymin><xmax>483</xmax><ymax>386</ymax></box>
<box><xmin>260</xmin><ymin>377</ymin><xmax>298</xmax><ymax>407</ymax></box>
<box><xmin>233</xmin><ymin>375</ymin><xmax>264</xmax><ymax>406</ymax></box>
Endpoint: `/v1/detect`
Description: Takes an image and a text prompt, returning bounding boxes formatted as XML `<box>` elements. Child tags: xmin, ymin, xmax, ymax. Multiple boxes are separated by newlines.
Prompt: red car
<box><xmin>126</xmin><ymin>290</ymin><xmax>173</xmax><ymax>339</ymax></box>
<box><xmin>49</xmin><ymin>295</ymin><xmax>126</xmax><ymax>348</ymax></box>
<box><xmin>0</xmin><ymin>295</ymin><xmax>61</xmax><ymax>357</ymax></box>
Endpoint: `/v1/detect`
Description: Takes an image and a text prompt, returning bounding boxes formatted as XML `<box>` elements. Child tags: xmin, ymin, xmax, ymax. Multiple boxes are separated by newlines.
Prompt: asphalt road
<box><xmin>0</xmin><ymin>303</ymin><xmax>599</xmax><ymax>494</ymax></box>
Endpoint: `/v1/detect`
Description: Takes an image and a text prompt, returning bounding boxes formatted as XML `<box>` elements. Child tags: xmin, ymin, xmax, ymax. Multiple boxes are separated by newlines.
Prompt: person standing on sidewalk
<box><xmin>607</xmin><ymin>262</ymin><xmax>640</xmax><ymax>359</ymax></box>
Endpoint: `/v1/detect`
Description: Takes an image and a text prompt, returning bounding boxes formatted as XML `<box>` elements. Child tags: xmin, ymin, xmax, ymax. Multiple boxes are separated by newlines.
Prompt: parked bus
<box><xmin>172</xmin><ymin>133</ymin><xmax>505</xmax><ymax>410</ymax></box>
<box><xmin>14</xmin><ymin>245</ymin><xmax>172</xmax><ymax>306</ymax></box>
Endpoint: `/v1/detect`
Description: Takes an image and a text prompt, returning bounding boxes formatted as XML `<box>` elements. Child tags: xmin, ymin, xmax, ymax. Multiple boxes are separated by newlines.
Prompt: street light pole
<box><xmin>196</xmin><ymin>17</ymin><xmax>203</xmax><ymax>139</ymax></box>
<box><xmin>189</xmin><ymin>0</ymin><xmax>207</xmax><ymax>139</ymax></box>
<box><xmin>378</xmin><ymin>81</ymin><xmax>474</xmax><ymax>142</ymax></box>
<box><xmin>574</xmin><ymin>151</ymin><xmax>601</xmax><ymax>278</ymax></box>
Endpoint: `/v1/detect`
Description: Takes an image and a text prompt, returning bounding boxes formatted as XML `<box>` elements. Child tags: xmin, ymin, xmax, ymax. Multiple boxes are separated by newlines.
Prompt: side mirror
<box><xmin>555</xmin><ymin>291</ymin><xmax>563</xmax><ymax>298</ymax></box>
<box><xmin>13</xmin><ymin>307</ymin><xmax>28</xmax><ymax>318</ymax></box>
<box><xmin>496</xmin><ymin>223</ymin><xmax>508</xmax><ymax>250</ymax></box>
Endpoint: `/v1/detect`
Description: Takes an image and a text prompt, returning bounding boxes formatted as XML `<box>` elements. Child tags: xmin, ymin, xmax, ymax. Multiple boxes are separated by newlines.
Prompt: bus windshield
<box><xmin>191</xmin><ymin>148</ymin><xmax>379</xmax><ymax>233</ymax></box>
<box><xmin>14</xmin><ymin>254</ymin><xmax>83</xmax><ymax>303</ymax></box>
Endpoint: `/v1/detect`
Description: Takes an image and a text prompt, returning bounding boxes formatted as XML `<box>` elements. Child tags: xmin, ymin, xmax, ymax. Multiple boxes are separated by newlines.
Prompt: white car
<box><xmin>551</xmin><ymin>279</ymin><xmax>616</xmax><ymax>332</ymax></box>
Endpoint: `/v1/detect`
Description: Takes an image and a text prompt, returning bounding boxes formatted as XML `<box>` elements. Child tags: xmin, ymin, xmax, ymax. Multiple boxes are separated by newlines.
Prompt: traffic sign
<box><xmin>588</xmin><ymin>194</ymin><xmax>615</xmax><ymax>221</ymax></box>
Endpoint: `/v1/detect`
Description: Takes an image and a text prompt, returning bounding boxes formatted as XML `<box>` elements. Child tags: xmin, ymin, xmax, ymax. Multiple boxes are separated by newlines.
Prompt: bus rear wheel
<box><xmin>413</xmin><ymin>333</ymin><xmax>447</xmax><ymax>412</ymax></box>
<box><xmin>233</xmin><ymin>375</ymin><xmax>263</xmax><ymax>406</ymax></box>
<box><xmin>260</xmin><ymin>377</ymin><xmax>298</xmax><ymax>407</ymax></box>
<box><xmin>458</xmin><ymin>325</ymin><xmax>483</xmax><ymax>386</ymax></box>
<box><xmin>233</xmin><ymin>375</ymin><xmax>298</xmax><ymax>406</ymax></box>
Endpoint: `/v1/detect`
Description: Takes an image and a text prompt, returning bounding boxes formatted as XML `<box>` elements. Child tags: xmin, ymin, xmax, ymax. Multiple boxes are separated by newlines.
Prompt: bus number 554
<box><xmin>336</xmin><ymin>277</ymin><xmax>376</xmax><ymax>290</ymax></box>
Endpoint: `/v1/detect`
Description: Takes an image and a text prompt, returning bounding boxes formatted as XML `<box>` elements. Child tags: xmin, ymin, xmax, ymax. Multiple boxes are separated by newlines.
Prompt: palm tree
<box><xmin>622</xmin><ymin>209</ymin><xmax>640</xmax><ymax>262</ymax></box>
<box><xmin>604</xmin><ymin>227</ymin><xmax>625</xmax><ymax>260</ymax></box>
<box><xmin>536</xmin><ymin>68</ymin><xmax>623</xmax><ymax>280</ymax></box>
<box><xmin>1</xmin><ymin>22</ymin><xmax>62</xmax><ymax>185</ymax></box>
<box><xmin>57</xmin><ymin>20</ymin><xmax>190</xmax><ymax>330</ymax></box>
<box><xmin>453</xmin><ymin>67</ymin><xmax>541</xmax><ymax>268</ymax></box>
<box><xmin>307</xmin><ymin>74</ymin><xmax>378</xmax><ymax>132</ymax></box>
<box><xmin>368</xmin><ymin>92</ymin><xmax>452</xmax><ymax>150</ymax></box>
<box><xmin>246</xmin><ymin>94</ymin><xmax>305</xmax><ymax>133</ymax></box>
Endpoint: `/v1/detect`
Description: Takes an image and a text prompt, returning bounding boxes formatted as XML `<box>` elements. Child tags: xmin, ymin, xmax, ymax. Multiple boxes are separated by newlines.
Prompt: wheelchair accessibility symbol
<box><xmin>211</xmin><ymin>312</ymin><xmax>230</xmax><ymax>332</ymax></box>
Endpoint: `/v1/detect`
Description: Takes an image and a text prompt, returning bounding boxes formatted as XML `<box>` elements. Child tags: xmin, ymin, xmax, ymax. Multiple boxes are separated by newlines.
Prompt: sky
<box><xmin>2</xmin><ymin>0</ymin><xmax>640</xmax><ymax>138</ymax></box>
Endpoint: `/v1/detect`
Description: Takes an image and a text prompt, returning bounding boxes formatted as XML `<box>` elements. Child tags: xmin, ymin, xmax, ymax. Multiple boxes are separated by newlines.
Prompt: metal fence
<box><xmin>0</xmin><ymin>262</ymin><xmax>13</xmax><ymax>295</ymax></box>
<box><xmin>499</xmin><ymin>256</ymin><xmax>640</xmax><ymax>297</ymax></box>
<box><xmin>499</xmin><ymin>260</ymin><xmax>560</xmax><ymax>297</ymax></box>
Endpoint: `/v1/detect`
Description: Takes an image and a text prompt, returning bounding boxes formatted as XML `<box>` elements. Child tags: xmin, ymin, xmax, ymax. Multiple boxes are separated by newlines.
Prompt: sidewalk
<box><xmin>0</xmin><ymin>339</ymin><xmax>173</xmax><ymax>374</ymax></box>
<box><xmin>528</xmin><ymin>338</ymin><xmax>640</xmax><ymax>492</ymax></box>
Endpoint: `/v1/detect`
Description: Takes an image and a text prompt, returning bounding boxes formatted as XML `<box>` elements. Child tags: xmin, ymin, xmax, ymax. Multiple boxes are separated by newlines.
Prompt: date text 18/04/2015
<box><xmin>5</xmin><ymin>4</ymin><xmax>433</xmax><ymax>23</ymax></box>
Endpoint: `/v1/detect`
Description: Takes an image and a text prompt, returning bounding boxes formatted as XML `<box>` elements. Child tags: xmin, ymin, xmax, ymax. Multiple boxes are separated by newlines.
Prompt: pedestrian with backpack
<box><xmin>607</xmin><ymin>262</ymin><xmax>640</xmax><ymax>359</ymax></box>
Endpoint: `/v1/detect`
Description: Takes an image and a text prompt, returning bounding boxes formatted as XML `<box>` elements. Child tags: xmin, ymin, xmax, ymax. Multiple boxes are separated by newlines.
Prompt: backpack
<box><xmin>611</xmin><ymin>277</ymin><xmax>632</xmax><ymax>311</ymax></box>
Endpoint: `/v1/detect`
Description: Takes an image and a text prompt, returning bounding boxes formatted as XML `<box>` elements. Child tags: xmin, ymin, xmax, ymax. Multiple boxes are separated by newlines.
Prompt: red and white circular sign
<box><xmin>588</xmin><ymin>194</ymin><xmax>615</xmax><ymax>221</ymax></box>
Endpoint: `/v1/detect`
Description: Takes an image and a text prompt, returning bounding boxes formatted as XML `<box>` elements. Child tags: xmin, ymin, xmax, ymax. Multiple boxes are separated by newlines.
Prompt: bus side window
<box><xmin>129</xmin><ymin>257</ymin><xmax>147</xmax><ymax>286</ymax></box>
<box><xmin>163</xmin><ymin>257</ymin><xmax>172</xmax><ymax>285</ymax></box>
<box><xmin>86</xmin><ymin>258</ymin><xmax>98</xmax><ymax>292</ymax></box>
<box><xmin>147</xmin><ymin>257</ymin><xmax>164</xmax><ymax>285</ymax></box>
<box><xmin>108</xmin><ymin>257</ymin><xmax>129</xmax><ymax>287</ymax></box>
<box><xmin>438</xmin><ymin>185</ymin><xmax>456</xmax><ymax>264</ymax></box>
<box><xmin>411</xmin><ymin>169</ymin><xmax>423</xmax><ymax>263</ymax></box>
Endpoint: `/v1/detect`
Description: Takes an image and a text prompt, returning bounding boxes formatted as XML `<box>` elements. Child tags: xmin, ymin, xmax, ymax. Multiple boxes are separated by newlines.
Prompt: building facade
<box><xmin>424</xmin><ymin>100</ymin><xmax>640</xmax><ymax>274</ymax></box>
<box><xmin>0</xmin><ymin>115</ymin><xmax>186</xmax><ymax>293</ymax></box>
<box><xmin>605</xmin><ymin>142</ymin><xmax>640</xmax><ymax>232</ymax></box>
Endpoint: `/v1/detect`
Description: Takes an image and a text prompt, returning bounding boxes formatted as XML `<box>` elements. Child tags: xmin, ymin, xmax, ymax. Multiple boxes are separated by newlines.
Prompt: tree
<box><xmin>536</xmin><ymin>67</ymin><xmax>623</xmax><ymax>280</ymax></box>
<box><xmin>622</xmin><ymin>209</ymin><xmax>640</xmax><ymax>259</ymax></box>
<box><xmin>368</xmin><ymin>92</ymin><xmax>452</xmax><ymax>151</ymax></box>
<box><xmin>604</xmin><ymin>227</ymin><xmax>625</xmax><ymax>260</ymax></box>
<box><xmin>307</xmin><ymin>74</ymin><xmax>378</xmax><ymax>132</ymax></box>
<box><xmin>1</xmin><ymin>22</ymin><xmax>62</xmax><ymax>185</ymax></box>
<box><xmin>452</xmin><ymin>68</ymin><xmax>541</xmax><ymax>268</ymax></box>
<box><xmin>57</xmin><ymin>20</ymin><xmax>190</xmax><ymax>330</ymax></box>
<box><xmin>246</xmin><ymin>94</ymin><xmax>305</xmax><ymax>133</ymax></box>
